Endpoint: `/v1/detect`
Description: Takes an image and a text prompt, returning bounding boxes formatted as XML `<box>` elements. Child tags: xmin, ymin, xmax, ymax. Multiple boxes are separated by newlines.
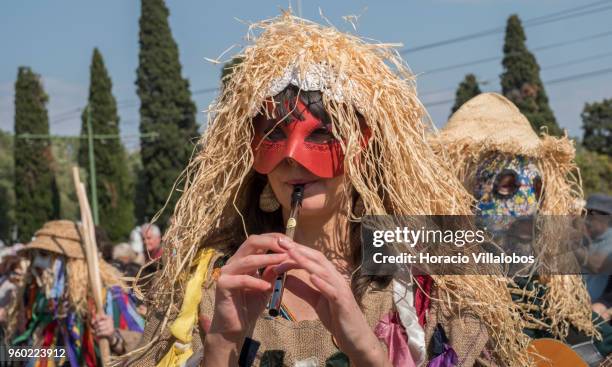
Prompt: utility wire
<box><xmin>420</xmin><ymin>30</ymin><xmax>612</xmax><ymax>75</ymax></box>
<box><xmin>423</xmin><ymin>66</ymin><xmax>612</xmax><ymax>107</ymax></box>
<box><xmin>546</xmin><ymin>66</ymin><xmax>612</xmax><ymax>85</ymax></box>
<box><xmin>44</xmin><ymin>1</ymin><xmax>612</xmax><ymax>126</ymax></box>
<box><xmin>420</xmin><ymin>50</ymin><xmax>612</xmax><ymax>97</ymax></box>
<box><xmin>541</xmin><ymin>50</ymin><xmax>612</xmax><ymax>71</ymax></box>
<box><xmin>399</xmin><ymin>0</ymin><xmax>612</xmax><ymax>54</ymax></box>
<box><xmin>15</xmin><ymin>132</ymin><xmax>159</xmax><ymax>140</ymax></box>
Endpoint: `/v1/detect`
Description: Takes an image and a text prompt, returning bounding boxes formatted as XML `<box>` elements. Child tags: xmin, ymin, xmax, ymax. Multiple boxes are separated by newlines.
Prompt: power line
<box><xmin>399</xmin><ymin>0</ymin><xmax>612</xmax><ymax>54</ymax></box>
<box><xmin>50</xmin><ymin>100</ymin><xmax>140</xmax><ymax>127</ymax></box>
<box><xmin>546</xmin><ymin>66</ymin><xmax>612</xmax><ymax>85</ymax></box>
<box><xmin>523</xmin><ymin>0</ymin><xmax>610</xmax><ymax>23</ymax></box>
<box><xmin>423</xmin><ymin>66</ymin><xmax>612</xmax><ymax>108</ymax></box>
<box><xmin>42</xmin><ymin>1</ymin><xmax>612</xmax><ymax>128</ymax></box>
<box><xmin>53</xmin><ymin>88</ymin><xmax>213</xmax><ymax>124</ymax></box>
<box><xmin>193</xmin><ymin>87</ymin><xmax>218</xmax><ymax>95</ymax></box>
<box><xmin>15</xmin><ymin>132</ymin><xmax>159</xmax><ymax>140</ymax></box>
<box><xmin>50</xmin><ymin>107</ymin><xmax>83</xmax><ymax>121</ymax></box>
<box><xmin>542</xmin><ymin>50</ymin><xmax>612</xmax><ymax>71</ymax></box>
<box><xmin>419</xmin><ymin>30</ymin><xmax>612</xmax><ymax>76</ymax></box>
<box><xmin>420</xmin><ymin>49</ymin><xmax>612</xmax><ymax>96</ymax></box>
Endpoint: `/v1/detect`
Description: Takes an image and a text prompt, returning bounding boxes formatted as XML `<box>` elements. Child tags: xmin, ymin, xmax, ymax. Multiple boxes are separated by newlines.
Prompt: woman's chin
<box><xmin>299</xmin><ymin>195</ymin><xmax>330</xmax><ymax>214</ymax></box>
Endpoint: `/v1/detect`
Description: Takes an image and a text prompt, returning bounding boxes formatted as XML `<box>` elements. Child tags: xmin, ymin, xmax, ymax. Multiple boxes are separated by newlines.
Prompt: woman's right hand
<box><xmin>203</xmin><ymin>234</ymin><xmax>288</xmax><ymax>365</ymax></box>
<box><xmin>592</xmin><ymin>302</ymin><xmax>610</xmax><ymax>320</ymax></box>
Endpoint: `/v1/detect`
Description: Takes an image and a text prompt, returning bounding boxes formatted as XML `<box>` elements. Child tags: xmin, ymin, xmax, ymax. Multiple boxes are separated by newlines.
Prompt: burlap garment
<box><xmin>126</xmin><ymin>281</ymin><xmax>394</xmax><ymax>367</ymax></box>
<box><xmin>423</xmin><ymin>289</ymin><xmax>501</xmax><ymax>367</ymax></box>
<box><xmin>118</xmin><ymin>329</ymin><xmax>143</xmax><ymax>355</ymax></box>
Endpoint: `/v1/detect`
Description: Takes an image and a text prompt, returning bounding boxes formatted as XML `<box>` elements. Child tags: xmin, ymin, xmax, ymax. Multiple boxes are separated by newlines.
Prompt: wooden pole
<box><xmin>72</xmin><ymin>167</ymin><xmax>110</xmax><ymax>366</ymax></box>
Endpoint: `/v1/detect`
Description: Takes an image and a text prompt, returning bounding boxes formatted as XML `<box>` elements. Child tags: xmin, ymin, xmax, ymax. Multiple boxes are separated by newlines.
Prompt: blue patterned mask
<box><xmin>474</xmin><ymin>155</ymin><xmax>542</xmax><ymax>232</ymax></box>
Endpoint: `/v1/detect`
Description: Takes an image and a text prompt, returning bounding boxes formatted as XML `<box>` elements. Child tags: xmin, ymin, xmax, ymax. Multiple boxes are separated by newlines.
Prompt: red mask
<box><xmin>252</xmin><ymin>100</ymin><xmax>344</xmax><ymax>178</ymax></box>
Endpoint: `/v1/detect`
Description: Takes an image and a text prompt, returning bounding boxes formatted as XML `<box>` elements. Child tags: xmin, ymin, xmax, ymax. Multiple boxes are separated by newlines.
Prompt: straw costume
<box><xmin>7</xmin><ymin>220</ymin><xmax>144</xmax><ymax>366</ymax></box>
<box><xmin>127</xmin><ymin>13</ymin><xmax>531</xmax><ymax>367</ymax></box>
<box><xmin>431</xmin><ymin>93</ymin><xmax>609</xmax><ymax>357</ymax></box>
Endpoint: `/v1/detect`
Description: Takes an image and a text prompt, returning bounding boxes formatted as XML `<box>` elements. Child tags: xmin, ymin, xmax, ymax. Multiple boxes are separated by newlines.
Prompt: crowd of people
<box><xmin>0</xmin><ymin>13</ymin><xmax>611</xmax><ymax>367</ymax></box>
<box><xmin>0</xmin><ymin>223</ymin><xmax>162</xmax><ymax>365</ymax></box>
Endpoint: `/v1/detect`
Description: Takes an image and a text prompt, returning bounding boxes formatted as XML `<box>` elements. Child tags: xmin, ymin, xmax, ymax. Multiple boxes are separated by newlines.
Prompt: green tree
<box><xmin>501</xmin><ymin>15</ymin><xmax>561</xmax><ymax>136</ymax></box>
<box><xmin>451</xmin><ymin>73</ymin><xmax>481</xmax><ymax>115</ymax></box>
<box><xmin>581</xmin><ymin>98</ymin><xmax>612</xmax><ymax>156</ymax></box>
<box><xmin>0</xmin><ymin>131</ymin><xmax>14</xmax><ymax>243</ymax></box>
<box><xmin>127</xmin><ymin>150</ymin><xmax>147</xmax><ymax>223</ymax></box>
<box><xmin>78</xmin><ymin>49</ymin><xmax>134</xmax><ymax>241</ymax></box>
<box><xmin>13</xmin><ymin>67</ymin><xmax>60</xmax><ymax>242</ymax></box>
<box><xmin>53</xmin><ymin>139</ymin><xmax>80</xmax><ymax>222</ymax></box>
<box><xmin>221</xmin><ymin>56</ymin><xmax>243</xmax><ymax>87</ymax></box>
<box><xmin>575</xmin><ymin>145</ymin><xmax>612</xmax><ymax>196</ymax></box>
<box><xmin>136</xmin><ymin>0</ymin><xmax>198</xmax><ymax>227</ymax></box>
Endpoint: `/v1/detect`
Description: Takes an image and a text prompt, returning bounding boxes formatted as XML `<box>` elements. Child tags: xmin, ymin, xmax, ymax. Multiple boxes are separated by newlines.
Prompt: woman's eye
<box><xmin>264</xmin><ymin>127</ymin><xmax>286</xmax><ymax>141</ymax></box>
<box><xmin>306</xmin><ymin>128</ymin><xmax>334</xmax><ymax>143</ymax></box>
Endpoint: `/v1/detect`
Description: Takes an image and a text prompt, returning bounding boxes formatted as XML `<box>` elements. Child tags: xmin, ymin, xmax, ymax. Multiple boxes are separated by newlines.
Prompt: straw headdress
<box><xmin>16</xmin><ymin>220</ymin><xmax>123</xmax><ymax>315</ymax></box>
<box><xmin>439</xmin><ymin>92</ymin><xmax>541</xmax><ymax>155</ymax></box>
<box><xmin>138</xmin><ymin>13</ymin><xmax>531</xmax><ymax>366</ymax></box>
<box><xmin>432</xmin><ymin>92</ymin><xmax>598</xmax><ymax>340</ymax></box>
<box><xmin>432</xmin><ymin>92</ymin><xmax>578</xmax><ymax>202</ymax></box>
<box><xmin>22</xmin><ymin>220</ymin><xmax>85</xmax><ymax>259</ymax></box>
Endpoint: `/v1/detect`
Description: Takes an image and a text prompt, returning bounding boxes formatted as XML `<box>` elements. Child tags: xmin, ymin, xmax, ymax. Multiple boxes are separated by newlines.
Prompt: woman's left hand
<box><xmin>92</xmin><ymin>313</ymin><xmax>115</xmax><ymax>339</ymax></box>
<box><xmin>275</xmin><ymin>238</ymin><xmax>391</xmax><ymax>367</ymax></box>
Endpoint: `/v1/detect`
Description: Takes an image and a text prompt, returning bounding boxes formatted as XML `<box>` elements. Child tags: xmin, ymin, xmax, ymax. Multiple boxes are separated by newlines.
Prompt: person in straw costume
<box><xmin>6</xmin><ymin>220</ymin><xmax>144</xmax><ymax>366</ymax></box>
<box><xmin>126</xmin><ymin>13</ymin><xmax>532</xmax><ymax>367</ymax></box>
<box><xmin>431</xmin><ymin>92</ymin><xmax>611</xmax><ymax>361</ymax></box>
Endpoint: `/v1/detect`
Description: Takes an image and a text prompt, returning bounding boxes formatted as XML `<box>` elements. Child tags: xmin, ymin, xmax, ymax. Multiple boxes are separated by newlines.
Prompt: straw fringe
<box><xmin>67</xmin><ymin>258</ymin><xmax>125</xmax><ymax>316</ymax></box>
<box><xmin>431</xmin><ymin>100</ymin><xmax>598</xmax><ymax>341</ymax></box>
<box><xmin>67</xmin><ymin>259</ymin><xmax>88</xmax><ymax>315</ymax></box>
<box><xmin>134</xmin><ymin>13</ymin><xmax>531</xmax><ymax>366</ymax></box>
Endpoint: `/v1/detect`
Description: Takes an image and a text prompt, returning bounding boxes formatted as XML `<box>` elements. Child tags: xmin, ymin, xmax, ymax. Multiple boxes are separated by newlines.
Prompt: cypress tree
<box><xmin>79</xmin><ymin>49</ymin><xmax>134</xmax><ymax>241</ymax></box>
<box><xmin>13</xmin><ymin>67</ymin><xmax>60</xmax><ymax>242</ymax></box>
<box><xmin>451</xmin><ymin>73</ymin><xmax>481</xmax><ymax>115</ymax></box>
<box><xmin>0</xmin><ymin>131</ymin><xmax>13</xmax><ymax>243</ymax></box>
<box><xmin>0</xmin><ymin>185</ymin><xmax>10</xmax><ymax>243</ymax></box>
<box><xmin>221</xmin><ymin>57</ymin><xmax>243</xmax><ymax>87</ymax></box>
<box><xmin>501</xmin><ymin>15</ymin><xmax>561</xmax><ymax>135</ymax></box>
<box><xmin>136</xmin><ymin>0</ymin><xmax>197</xmax><ymax>227</ymax></box>
<box><xmin>581</xmin><ymin>98</ymin><xmax>612</xmax><ymax>156</ymax></box>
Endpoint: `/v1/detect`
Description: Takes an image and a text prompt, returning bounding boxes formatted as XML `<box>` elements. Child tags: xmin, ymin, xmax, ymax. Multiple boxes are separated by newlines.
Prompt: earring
<box><xmin>259</xmin><ymin>182</ymin><xmax>280</xmax><ymax>212</ymax></box>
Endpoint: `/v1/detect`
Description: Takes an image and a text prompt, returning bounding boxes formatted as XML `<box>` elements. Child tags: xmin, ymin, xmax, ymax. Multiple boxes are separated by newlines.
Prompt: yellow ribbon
<box><xmin>156</xmin><ymin>248</ymin><xmax>216</xmax><ymax>367</ymax></box>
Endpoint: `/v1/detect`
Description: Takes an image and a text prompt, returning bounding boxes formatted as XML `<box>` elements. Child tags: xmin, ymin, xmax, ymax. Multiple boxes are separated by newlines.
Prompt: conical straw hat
<box><xmin>22</xmin><ymin>220</ymin><xmax>85</xmax><ymax>259</ymax></box>
<box><xmin>437</xmin><ymin>92</ymin><xmax>541</xmax><ymax>156</ymax></box>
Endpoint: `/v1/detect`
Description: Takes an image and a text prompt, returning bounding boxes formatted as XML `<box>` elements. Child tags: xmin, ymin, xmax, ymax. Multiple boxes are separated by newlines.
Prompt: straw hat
<box><xmin>436</xmin><ymin>93</ymin><xmax>543</xmax><ymax>157</ymax></box>
<box><xmin>22</xmin><ymin>220</ymin><xmax>85</xmax><ymax>259</ymax></box>
<box><xmin>431</xmin><ymin>92</ymin><xmax>576</xmax><ymax>198</ymax></box>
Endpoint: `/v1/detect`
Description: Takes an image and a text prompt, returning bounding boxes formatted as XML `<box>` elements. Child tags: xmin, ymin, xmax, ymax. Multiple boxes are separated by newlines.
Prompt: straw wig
<box><xmin>432</xmin><ymin>92</ymin><xmax>597</xmax><ymax>340</ymax></box>
<box><xmin>142</xmin><ymin>14</ymin><xmax>531</xmax><ymax>366</ymax></box>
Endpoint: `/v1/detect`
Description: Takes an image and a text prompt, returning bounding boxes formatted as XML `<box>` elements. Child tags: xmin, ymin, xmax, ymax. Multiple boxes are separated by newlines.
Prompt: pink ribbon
<box><xmin>374</xmin><ymin>312</ymin><xmax>416</xmax><ymax>367</ymax></box>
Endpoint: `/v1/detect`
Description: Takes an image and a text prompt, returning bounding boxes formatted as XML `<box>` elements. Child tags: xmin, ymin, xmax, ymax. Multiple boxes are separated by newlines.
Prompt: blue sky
<box><xmin>1</xmin><ymin>0</ymin><xmax>611</xmax><ymax>150</ymax></box>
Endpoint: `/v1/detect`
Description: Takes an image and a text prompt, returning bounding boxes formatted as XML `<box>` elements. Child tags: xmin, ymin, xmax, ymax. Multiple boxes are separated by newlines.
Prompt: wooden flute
<box><xmin>268</xmin><ymin>184</ymin><xmax>304</xmax><ymax>317</ymax></box>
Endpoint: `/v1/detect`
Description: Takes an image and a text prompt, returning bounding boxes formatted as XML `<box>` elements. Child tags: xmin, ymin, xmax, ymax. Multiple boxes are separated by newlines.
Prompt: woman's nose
<box><xmin>286</xmin><ymin>157</ymin><xmax>299</xmax><ymax>167</ymax></box>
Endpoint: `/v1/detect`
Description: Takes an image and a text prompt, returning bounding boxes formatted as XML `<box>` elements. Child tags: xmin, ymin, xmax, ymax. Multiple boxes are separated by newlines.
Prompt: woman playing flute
<box><xmin>129</xmin><ymin>13</ymin><xmax>531</xmax><ymax>367</ymax></box>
